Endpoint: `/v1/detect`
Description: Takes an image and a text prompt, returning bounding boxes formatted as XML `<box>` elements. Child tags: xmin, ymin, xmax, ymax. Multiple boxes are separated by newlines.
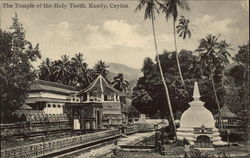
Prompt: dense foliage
<box><xmin>229</xmin><ymin>43</ymin><xmax>249</xmax><ymax>108</ymax></box>
<box><xmin>132</xmin><ymin>42</ymin><xmax>232</xmax><ymax>117</ymax></box>
<box><xmin>0</xmin><ymin>14</ymin><xmax>41</xmax><ymax>122</ymax></box>
<box><xmin>39</xmin><ymin>55</ymin><xmax>112</xmax><ymax>89</ymax></box>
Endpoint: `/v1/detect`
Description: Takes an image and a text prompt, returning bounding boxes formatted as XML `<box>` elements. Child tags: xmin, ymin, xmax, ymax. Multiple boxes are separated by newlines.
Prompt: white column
<box><xmin>114</xmin><ymin>93</ymin><xmax>117</xmax><ymax>102</ymax></box>
<box><xmin>87</xmin><ymin>93</ymin><xmax>90</xmax><ymax>102</ymax></box>
<box><xmin>101</xmin><ymin>93</ymin><xmax>104</xmax><ymax>102</ymax></box>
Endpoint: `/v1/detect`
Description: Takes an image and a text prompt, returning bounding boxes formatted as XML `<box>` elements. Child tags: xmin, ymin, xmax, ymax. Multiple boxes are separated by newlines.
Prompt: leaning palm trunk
<box><xmin>173</xmin><ymin>20</ymin><xmax>185</xmax><ymax>87</ymax></box>
<box><xmin>152</xmin><ymin>17</ymin><xmax>176</xmax><ymax>138</ymax></box>
<box><xmin>242</xmin><ymin>70</ymin><xmax>247</xmax><ymax>108</ymax></box>
<box><xmin>210</xmin><ymin>68</ymin><xmax>223</xmax><ymax>130</ymax></box>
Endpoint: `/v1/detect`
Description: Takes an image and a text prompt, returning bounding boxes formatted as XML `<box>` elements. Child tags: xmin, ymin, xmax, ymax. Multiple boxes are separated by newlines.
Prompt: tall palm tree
<box><xmin>94</xmin><ymin>60</ymin><xmax>110</xmax><ymax>79</ymax></box>
<box><xmin>112</xmin><ymin>73</ymin><xmax>129</xmax><ymax>92</ymax></box>
<box><xmin>136</xmin><ymin>0</ymin><xmax>176</xmax><ymax>137</ymax></box>
<box><xmin>39</xmin><ymin>58</ymin><xmax>53</xmax><ymax>81</ymax></box>
<box><xmin>53</xmin><ymin>55</ymin><xmax>71</xmax><ymax>85</ymax></box>
<box><xmin>71</xmin><ymin>53</ymin><xmax>89</xmax><ymax>87</ymax></box>
<box><xmin>176</xmin><ymin>15</ymin><xmax>192</xmax><ymax>49</ymax></box>
<box><xmin>196</xmin><ymin>34</ymin><xmax>231</xmax><ymax>129</ymax></box>
<box><xmin>163</xmin><ymin>0</ymin><xmax>189</xmax><ymax>87</ymax></box>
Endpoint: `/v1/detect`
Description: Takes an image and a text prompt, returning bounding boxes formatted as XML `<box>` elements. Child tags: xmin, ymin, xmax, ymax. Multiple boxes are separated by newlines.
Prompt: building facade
<box><xmin>77</xmin><ymin>75</ymin><xmax>123</xmax><ymax>126</ymax></box>
<box><xmin>25</xmin><ymin>80</ymin><xmax>78</xmax><ymax>114</ymax></box>
<box><xmin>25</xmin><ymin>76</ymin><xmax>124</xmax><ymax>131</ymax></box>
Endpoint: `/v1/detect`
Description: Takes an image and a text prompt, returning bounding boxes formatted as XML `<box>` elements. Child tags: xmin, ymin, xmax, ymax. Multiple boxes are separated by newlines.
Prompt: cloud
<box><xmin>193</xmin><ymin>15</ymin><xmax>238</xmax><ymax>36</ymax></box>
<box><xmin>37</xmin><ymin>20</ymin><xmax>159</xmax><ymax>68</ymax></box>
<box><xmin>45</xmin><ymin>21</ymin><xmax>72</xmax><ymax>42</ymax></box>
<box><xmin>35</xmin><ymin>21</ymin><xmax>83</xmax><ymax>63</ymax></box>
<box><xmin>82</xmin><ymin>20</ymin><xmax>152</xmax><ymax>49</ymax></box>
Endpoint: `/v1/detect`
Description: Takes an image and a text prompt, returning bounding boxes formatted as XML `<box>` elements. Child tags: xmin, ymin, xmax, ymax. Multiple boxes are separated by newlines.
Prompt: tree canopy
<box><xmin>132</xmin><ymin>46</ymin><xmax>233</xmax><ymax>117</ymax></box>
<box><xmin>0</xmin><ymin>13</ymin><xmax>41</xmax><ymax>122</ymax></box>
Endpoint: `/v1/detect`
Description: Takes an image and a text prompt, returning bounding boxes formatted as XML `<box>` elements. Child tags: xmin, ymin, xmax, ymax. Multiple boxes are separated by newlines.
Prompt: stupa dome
<box><xmin>179</xmin><ymin>82</ymin><xmax>215</xmax><ymax>128</ymax></box>
<box><xmin>180</xmin><ymin>105</ymin><xmax>215</xmax><ymax>128</ymax></box>
<box><xmin>177</xmin><ymin>82</ymin><xmax>226</xmax><ymax>146</ymax></box>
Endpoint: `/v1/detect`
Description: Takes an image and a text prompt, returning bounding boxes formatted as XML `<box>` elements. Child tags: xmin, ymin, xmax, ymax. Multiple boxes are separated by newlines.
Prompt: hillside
<box><xmin>107</xmin><ymin>63</ymin><xmax>142</xmax><ymax>82</ymax></box>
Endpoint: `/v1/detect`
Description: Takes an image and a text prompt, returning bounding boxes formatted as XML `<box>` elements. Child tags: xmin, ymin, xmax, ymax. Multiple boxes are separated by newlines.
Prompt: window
<box><xmin>53</xmin><ymin>104</ymin><xmax>56</xmax><ymax>108</ymax></box>
<box><xmin>48</xmin><ymin>104</ymin><xmax>51</xmax><ymax>108</ymax></box>
<box><xmin>58</xmin><ymin>105</ymin><xmax>61</xmax><ymax>108</ymax></box>
<box><xmin>104</xmin><ymin>95</ymin><xmax>108</xmax><ymax>101</ymax></box>
<box><xmin>72</xmin><ymin>98</ymin><xmax>75</xmax><ymax>101</ymax></box>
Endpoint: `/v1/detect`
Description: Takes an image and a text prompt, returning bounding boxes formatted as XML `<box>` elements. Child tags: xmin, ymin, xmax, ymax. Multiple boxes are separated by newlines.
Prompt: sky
<box><xmin>0</xmin><ymin>0</ymin><xmax>249</xmax><ymax>69</ymax></box>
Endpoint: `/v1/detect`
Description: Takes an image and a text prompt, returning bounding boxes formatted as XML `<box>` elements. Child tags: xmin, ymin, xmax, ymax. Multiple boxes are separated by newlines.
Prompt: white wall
<box><xmin>28</xmin><ymin>92</ymin><xmax>69</xmax><ymax>100</ymax></box>
<box><xmin>28</xmin><ymin>92</ymin><xmax>42</xmax><ymax>98</ymax></box>
<box><xmin>41</xmin><ymin>92</ymin><xmax>69</xmax><ymax>100</ymax></box>
<box><xmin>43</xmin><ymin>102</ymin><xmax>64</xmax><ymax>114</ymax></box>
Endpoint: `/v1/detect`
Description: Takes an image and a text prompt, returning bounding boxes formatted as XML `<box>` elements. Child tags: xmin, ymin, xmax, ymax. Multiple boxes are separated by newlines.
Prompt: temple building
<box><xmin>177</xmin><ymin>82</ymin><xmax>226</xmax><ymax>148</ymax></box>
<box><xmin>25</xmin><ymin>80</ymin><xmax>78</xmax><ymax>114</ymax></box>
<box><xmin>76</xmin><ymin>75</ymin><xmax>123</xmax><ymax>127</ymax></box>
<box><xmin>24</xmin><ymin>75</ymin><xmax>124</xmax><ymax>131</ymax></box>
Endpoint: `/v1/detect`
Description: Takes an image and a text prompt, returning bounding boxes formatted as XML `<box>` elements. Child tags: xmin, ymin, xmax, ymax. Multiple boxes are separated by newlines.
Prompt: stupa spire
<box><xmin>193</xmin><ymin>82</ymin><xmax>201</xmax><ymax>101</ymax></box>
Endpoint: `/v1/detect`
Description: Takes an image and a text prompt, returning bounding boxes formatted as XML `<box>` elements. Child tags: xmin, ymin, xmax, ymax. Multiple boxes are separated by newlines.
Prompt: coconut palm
<box><xmin>71</xmin><ymin>53</ymin><xmax>89</xmax><ymax>87</ymax></box>
<box><xmin>53</xmin><ymin>55</ymin><xmax>71</xmax><ymax>85</ymax></box>
<box><xmin>218</xmin><ymin>40</ymin><xmax>232</xmax><ymax>86</ymax></box>
<box><xmin>39</xmin><ymin>58</ymin><xmax>53</xmax><ymax>81</ymax></box>
<box><xmin>94</xmin><ymin>60</ymin><xmax>110</xmax><ymax>79</ymax></box>
<box><xmin>136</xmin><ymin>0</ymin><xmax>176</xmax><ymax>137</ymax></box>
<box><xmin>196</xmin><ymin>34</ymin><xmax>232</xmax><ymax>129</ymax></box>
<box><xmin>163</xmin><ymin>0</ymin><xmax>190</xmax><ymax>87</ymax></box>
<box><xmin>112</xmin><ymin>73</ymin><xmax>129</xmax><ymax>92</ymax></box>
<box><xmin>176</xmin><ymin>15</ymin><xmax>192</xmax><ymax>49</ymax></box>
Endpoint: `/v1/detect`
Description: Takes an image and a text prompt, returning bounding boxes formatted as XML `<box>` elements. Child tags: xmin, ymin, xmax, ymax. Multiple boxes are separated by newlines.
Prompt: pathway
<box><xmin>71</xmin><ymin>132</ymin><xmax>155</xmax><ymax>158</ymax></box>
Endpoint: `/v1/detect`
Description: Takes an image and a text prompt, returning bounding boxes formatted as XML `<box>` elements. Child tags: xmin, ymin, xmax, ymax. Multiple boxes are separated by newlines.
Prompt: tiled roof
<box><xmin>29</xmin><ymin>80</ymin><xmax>78</xmax><ymax>94</ymax></box>
<box><xmin>25</xmin><ymin>97</ymin><xmax>68</xmax><ymax>104</ymax></box>
<box><xmin>78</xmin><ymin>75</ymin><xmax>119</xmax><ymax>94</ymax></box>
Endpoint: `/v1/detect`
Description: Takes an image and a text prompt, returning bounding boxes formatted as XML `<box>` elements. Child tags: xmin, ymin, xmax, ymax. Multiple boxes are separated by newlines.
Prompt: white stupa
<box><xmin>177</xmin><ymin>82</ymin><xmax>226</xmax><ymax>146</ymax></box>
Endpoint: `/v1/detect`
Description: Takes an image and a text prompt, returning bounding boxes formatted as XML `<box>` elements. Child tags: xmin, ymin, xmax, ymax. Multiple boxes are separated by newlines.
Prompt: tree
<box><xmin>136</xmin><ymin>0</ymin><xmax>176</xmax><ymax>137</ymax></box>
<box><xmin>229</xmin><ymin>42</ymin><xmax>249</xmax><ymax>109</ymax></box>
<box><xmin>38</xmin><ymin>53</ymin><xmax>96</xmax><ymax>88</ymax></box>
<box><xmin>0</xmin><ymin>13</ymin><xmax>41</xmax><ymax>122</ymax></box>
<box><xmin>39</xmin><ymin>58</ymin><xmax>53</xmax><ymax>81</ymax></box>
<box><xmin>93</xmin><ymin>60</ymin><xmax>110</xmax><ymax>79</ymax></box>
<box><xmin>163</xmin><ymin>0</ymin><xmax>190</xmax><ymax>87</ymax></box>
<box><xmin>52</xmin><ymin>54</ymin><xmax>71</xmax><ymax>85</ymax></box>
<box><xmin>195</xmin><ymin>34</ymin><xmax>232</xmax><ymax>129</ymax></box>
<box><xmin>71</xmin><ymin>53</ymin><xmax>89</xmax><ymax>88</ymax></box>
<box><xmin>176</xmin><ymin>16</ymin><xmax>192</xmax><ymax>49</ymax></box>
<box><xmin>112</xmin><ymin>73</ymin><xmax>129</xmax><ymax>92</ymax></box>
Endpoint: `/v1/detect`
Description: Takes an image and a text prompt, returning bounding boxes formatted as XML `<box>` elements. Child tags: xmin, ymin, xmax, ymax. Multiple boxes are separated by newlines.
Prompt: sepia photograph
<box><xmin>0</xmin><ymin>0</ymin><xmax>249</xmax><ymax>157</ymax></box>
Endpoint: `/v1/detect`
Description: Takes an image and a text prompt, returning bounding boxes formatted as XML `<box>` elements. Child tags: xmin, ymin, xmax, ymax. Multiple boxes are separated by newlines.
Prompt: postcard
<box><xmin>0</xmin><ymin>0</ymin><xmax>249</xmax><ymax>157</ymax></box>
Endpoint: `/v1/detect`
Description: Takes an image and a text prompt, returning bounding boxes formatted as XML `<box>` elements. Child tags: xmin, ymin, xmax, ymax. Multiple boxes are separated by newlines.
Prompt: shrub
<box><xmin>175</xmin><ymin>138</ymin><xmax>189</xmax><ymax>146</ymax></box>
<box><xmin>220</xmin><ymin>130</ymin><xmax>247</xmax><ymax>142</ymax></box>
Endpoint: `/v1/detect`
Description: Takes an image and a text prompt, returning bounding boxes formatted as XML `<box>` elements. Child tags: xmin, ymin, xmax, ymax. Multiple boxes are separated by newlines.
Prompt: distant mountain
<box><xmin>107</xmin><ymin>63</ymin><xmax>142</xmax><ymax>82</ymax></box>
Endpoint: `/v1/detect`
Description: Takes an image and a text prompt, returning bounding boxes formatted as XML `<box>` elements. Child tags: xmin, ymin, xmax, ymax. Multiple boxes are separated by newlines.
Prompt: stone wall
<box><xmin>1</xmin><ymin>129</ymin><xmax>120</xmax><ymax>158</ymax></box>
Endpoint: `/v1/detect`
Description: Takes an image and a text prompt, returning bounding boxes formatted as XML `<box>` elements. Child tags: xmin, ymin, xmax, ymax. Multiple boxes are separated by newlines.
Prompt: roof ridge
<box><xmin>101</xmin><ymin>76</ymin><xmax>119</xmax><ymax>93</ymax></box>
<box><xmin>100</xmin><ymin>75</ymin><xmax>104</xmax><ymax>92</ymax></box>
<box><xmin>37</xmin><ymin>79</ymin><xmax>77</xmax><ymax>91</ymax></box>
<box><xmin>78</xmin><ymin>75</ymin><xmax>101</xmax><ymax>94</ymax></box>
<box><xmin>78</xmin><ymin>75</ymin><xmax>119</xmax><ymax>94</ymax></box>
